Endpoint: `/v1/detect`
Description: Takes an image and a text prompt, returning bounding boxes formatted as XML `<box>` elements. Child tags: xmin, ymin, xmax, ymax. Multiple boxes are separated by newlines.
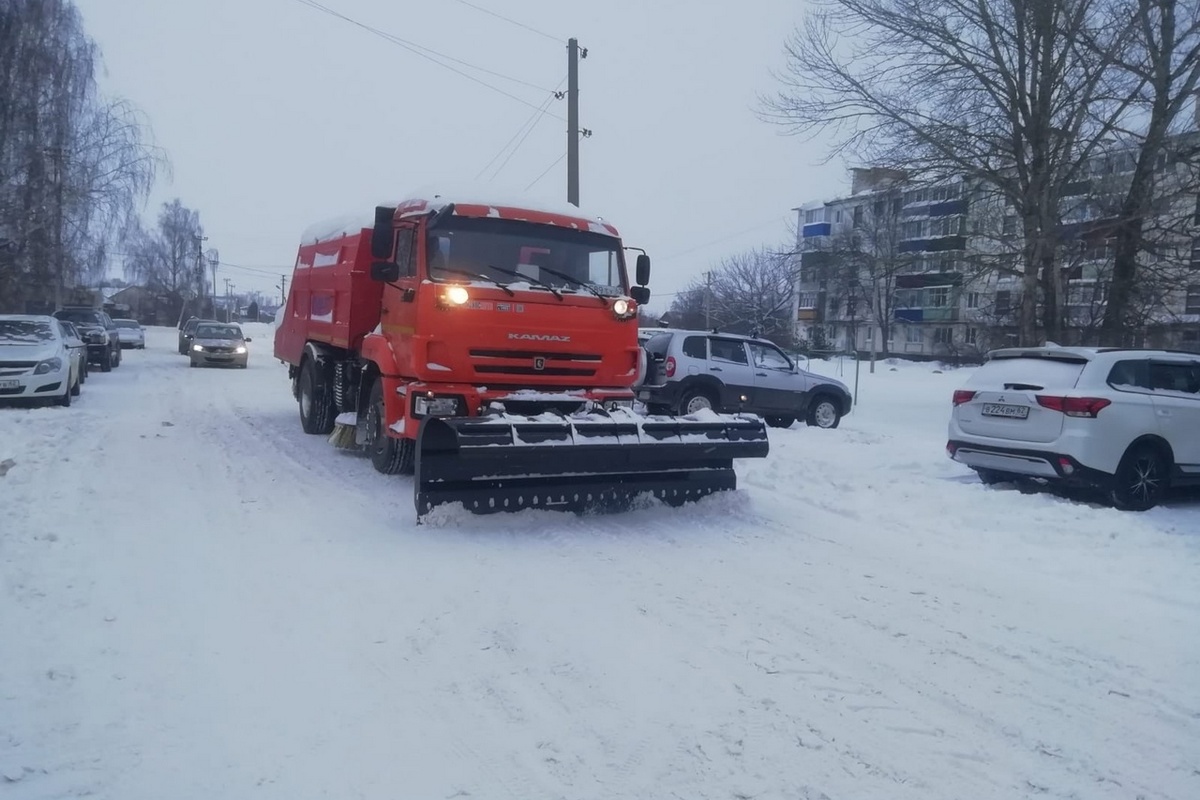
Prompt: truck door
<box><xmin>380</xmin><ymin>224</ymin><xmax>419</xmax><ymax>373</ymax></box>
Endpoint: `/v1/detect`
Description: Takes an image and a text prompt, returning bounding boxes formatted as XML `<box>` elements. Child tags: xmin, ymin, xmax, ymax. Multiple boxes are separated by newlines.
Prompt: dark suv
<box><xmin>639</xmin><ymin>329</ymin><xmax>853</xmax><ymax>429</ymax></box>
<box><xmin>53</xmin><ymin>307</ymin><xmax>121</xmax><ymax>372</ymax></box>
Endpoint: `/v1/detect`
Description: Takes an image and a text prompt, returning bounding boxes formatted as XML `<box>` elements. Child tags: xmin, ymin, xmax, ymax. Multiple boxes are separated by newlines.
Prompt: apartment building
<box><xmin>793</xmin><ymin>153</ymin><xmax>1200</xmax><ymax>358</ymax></box>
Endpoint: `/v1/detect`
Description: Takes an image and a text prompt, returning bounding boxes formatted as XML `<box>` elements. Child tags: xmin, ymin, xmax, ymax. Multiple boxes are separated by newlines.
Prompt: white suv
<box><xmin>947</xmin><ymin>346</ymin><xmax>1200</xmax><ymax>510</ymax></box>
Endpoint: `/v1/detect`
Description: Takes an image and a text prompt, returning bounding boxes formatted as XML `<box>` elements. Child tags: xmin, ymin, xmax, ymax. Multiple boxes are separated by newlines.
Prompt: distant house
<box><xmin>106</xmin><ymin>286</ymin><xmax>187</xmax><ymax>326</ymax></box>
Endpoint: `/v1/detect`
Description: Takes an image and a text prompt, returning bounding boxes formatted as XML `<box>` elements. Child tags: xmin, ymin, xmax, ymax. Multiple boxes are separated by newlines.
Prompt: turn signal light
<box><xmin>1035</xmin><ymin>395</ymin><xmax>1112</xmax><ymax>418</ymax></box>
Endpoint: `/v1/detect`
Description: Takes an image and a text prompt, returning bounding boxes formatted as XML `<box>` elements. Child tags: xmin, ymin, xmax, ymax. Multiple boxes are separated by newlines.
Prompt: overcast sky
<box><xmin>77</xmin><ymin>0</ymin><xmax>849</xmax><ymax>309</ymax></box>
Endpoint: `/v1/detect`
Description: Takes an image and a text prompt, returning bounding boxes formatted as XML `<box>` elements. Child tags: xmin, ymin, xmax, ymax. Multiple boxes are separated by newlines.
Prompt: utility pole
<box><xmin>193</xmin><ymin>234</ymin><xmax>208</xmax><ymax>316</ymax></box>
<box><xmin>278</xmin><ymin>274</ymin><xmax>288</xmax><ymax>306</ymax></box>
<box><xmin>566</xmin><ymin>37</ymin><xmax>585</xmax><ymax>207</ymax></box>
<box><xmin>223</xmin><ymin>277</ymin><xmax>233</xmax><ymax>323</ymax></box>
<box><xmin>704</xmin><ymin>271</ymin><xmax>713</xmax><ymax>330</ymax></box>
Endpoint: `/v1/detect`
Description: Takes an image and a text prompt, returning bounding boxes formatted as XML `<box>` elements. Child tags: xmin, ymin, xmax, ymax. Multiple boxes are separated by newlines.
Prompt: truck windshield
<box><xmin>426</xmin><ymin>216</ymin><xmax>626</xmax><ymax>296</ymax></box>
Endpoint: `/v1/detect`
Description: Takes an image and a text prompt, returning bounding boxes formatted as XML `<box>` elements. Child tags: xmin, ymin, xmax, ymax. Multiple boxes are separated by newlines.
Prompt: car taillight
<box><xmin>1035</xmin><ymin>395</ymin><xmax>1112</xmax><ymax>418</ymax></box>
<box><xmin>665</xmin><ymin>356</ymin><xmax>676</xmax><ymax>378</ymax></box>
<box><xmin>952</xmin><ymin>390</ymin><xmax>976</xmax><ymax>406</ymax></box>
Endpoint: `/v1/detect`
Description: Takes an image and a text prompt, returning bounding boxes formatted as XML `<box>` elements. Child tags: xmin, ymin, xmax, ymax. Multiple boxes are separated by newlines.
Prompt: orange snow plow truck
<box><xmin>274</xmin><ymin>193</ymin><xmax>769</xmax><ymax>517</ymax></box>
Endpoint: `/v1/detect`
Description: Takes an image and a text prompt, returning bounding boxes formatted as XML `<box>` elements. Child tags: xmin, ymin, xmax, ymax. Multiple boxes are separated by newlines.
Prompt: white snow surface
<box><xmin>2</xmin><ymin>335</ymin><xmax>1198</xmax><ymax>800</ymax></box>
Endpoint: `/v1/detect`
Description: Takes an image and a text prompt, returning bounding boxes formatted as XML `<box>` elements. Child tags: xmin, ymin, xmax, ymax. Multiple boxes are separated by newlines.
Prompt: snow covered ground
<box><xmin>2</xmin><ymin>325</ymin><xmax>1197</xmax><ymax>800</ymax></box>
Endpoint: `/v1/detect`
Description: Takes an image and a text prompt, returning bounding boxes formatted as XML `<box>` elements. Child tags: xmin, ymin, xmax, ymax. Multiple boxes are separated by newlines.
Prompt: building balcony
<box><xmin>899</xmin><ymin>235</ymin><xmax>968</xmax><ymax>253</ymax></box>
<box><xmin>802</xmin><ymin>222</ymin><xmax>831</xmax><ymax>238</ymax></box>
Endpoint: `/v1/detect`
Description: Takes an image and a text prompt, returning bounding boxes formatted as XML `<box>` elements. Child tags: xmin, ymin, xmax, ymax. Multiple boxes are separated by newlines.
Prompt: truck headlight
<box><xmin>443</xmin><ymin>285</ymin><xmax>469</xmax><ymax>306</ymax></box>
<box><xmin>34</xmin><ymin>357</ymin><xmax>63</xmax><ymax>375</ymax></box>
<box><xmin>192</xmin><ymin>344</ymin><xmax>204</xmax><ymax>352</ymax></box>
<box><xmin>611</xmin><ymin>297</ymin><xmax>635</xmax><ymax>319</ymax></box>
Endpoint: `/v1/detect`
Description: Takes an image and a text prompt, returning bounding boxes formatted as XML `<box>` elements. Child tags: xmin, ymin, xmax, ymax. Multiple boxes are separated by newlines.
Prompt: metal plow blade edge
<box><xmin>414</xmin><ymin>413</ymin><xmax>770</xmax><ymax>517</ymax></box>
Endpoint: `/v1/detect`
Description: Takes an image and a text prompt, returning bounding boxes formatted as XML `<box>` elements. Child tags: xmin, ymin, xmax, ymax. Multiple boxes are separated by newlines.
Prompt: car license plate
<box><xmin>982</xmin><ymin>403</ymin><xmax>1029</xmax><ymax>419</ymax></box>
<box><xmin>0</xmin><ymin>379</ymin><xmax>19</xmax><ymax>390</ymax></box>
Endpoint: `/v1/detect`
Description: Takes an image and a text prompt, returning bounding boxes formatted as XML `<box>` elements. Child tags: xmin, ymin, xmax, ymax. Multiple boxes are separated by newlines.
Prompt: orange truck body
<box><xmin>274</xmin><ymin>193</ymin><xmax>768</xmax><ymax>516</ymax></box>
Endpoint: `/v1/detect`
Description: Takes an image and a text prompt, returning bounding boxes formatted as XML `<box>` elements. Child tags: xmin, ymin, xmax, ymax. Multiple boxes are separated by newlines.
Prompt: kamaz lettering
<box><xmin>508</xmin><ymin>333</ymin><xmax>571</xmax><ymax>343</ymax></box>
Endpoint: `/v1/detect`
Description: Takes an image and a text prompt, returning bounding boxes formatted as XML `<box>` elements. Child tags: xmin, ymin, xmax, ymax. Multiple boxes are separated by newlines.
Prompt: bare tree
<box><xmin>123</xmin><ymin>199</ymin><xmax>205</xmax><ymax>296</ymax></box>
<box><xmin>1093</xmin><ymin>0</ymin><xmax>1200</xmax><ymax>345</ymax></box>
<box><xmin>670</xmin><ymin>248</ymin><xmax>798</xmax><ymax>347</ymax></box>
<box><xmin>0</xmin><ymin>0</ymin><xmax>159</xmax><ymax>311</ymax></box>
<box><xmin>763</xmin><ymin>0</ymin><xmax>1139</xmax><ymax>345</ymax></box>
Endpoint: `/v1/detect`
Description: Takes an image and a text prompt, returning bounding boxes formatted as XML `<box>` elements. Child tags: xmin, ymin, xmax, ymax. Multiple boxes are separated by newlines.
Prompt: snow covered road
<box><xmin>2</xmin><ymin>325</ymin><xmax>1198</xmax><ymax>800</ymax></box>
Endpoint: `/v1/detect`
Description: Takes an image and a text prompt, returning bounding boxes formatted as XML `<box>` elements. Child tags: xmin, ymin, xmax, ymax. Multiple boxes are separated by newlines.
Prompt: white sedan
<box><xmin>113</xmin><ymin>318</ymin><xmax>145</xmax><ymax>349</ymax></box>
<box><xmin>0</xmin><ymin>315</ymin><xmax>82</xmax><ymax>406</ymax></box>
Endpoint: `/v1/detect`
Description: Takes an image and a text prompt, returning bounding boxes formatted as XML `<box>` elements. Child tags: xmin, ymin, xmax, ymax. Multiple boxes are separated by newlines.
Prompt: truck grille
<box><xmin>468</xmin><ymin>348</ymin><xmax>601</xmax><ymax>378</ymax></box>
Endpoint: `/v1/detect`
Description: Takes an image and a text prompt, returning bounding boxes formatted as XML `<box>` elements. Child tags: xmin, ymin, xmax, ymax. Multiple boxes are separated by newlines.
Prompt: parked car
<box><xmin>178</xmin><ymin>317</ymin><xmax>219</xmax><ymax>355</ymax></box>
<box><xmin>638</xmin><ymin>329</ymin><xmax>853</xmax><ymax>428</ymax></box>
<box><xmin>0</xmin><ymin>315</ymin><xmax>82</xmax><ymax>406</ymax></box>
<box><xmin>56</xmin><ymin>319</ymin><xmax>89</xmax><ymax>385</ymax></box>
<box><xmin>53</xmin><ymin>307</ymin><xmax>121</xmax><ymax>372</ymax></box>
<box><xmin>189</xmin><ymin>322</ymin><xmax>251</xmax><ymax>368</ymax></box>
<box><xmin>947</xmin><ymin>346</ymin><xmax>1200</xmax><ymax>510</ymax></box>
<box><xmin>113</xmin><ymin>318</ymin><xmax>145</xmax><ymax>349</ymax></box>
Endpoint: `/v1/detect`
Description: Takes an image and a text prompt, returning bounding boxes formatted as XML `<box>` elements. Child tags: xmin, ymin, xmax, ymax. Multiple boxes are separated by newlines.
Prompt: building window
<box><xmin>798</xmin><ymin>292</ymin><xmax>817</xmax><ymax>309</ymax></box>
<box><xmin>927</xmin><ymin>286</ymin><xmax>950</xmax><ymax>307</ymax></box>
<box><xmin>1187</xmin><ymin>285</ymin><xmax>1200</xmax><ymax>314</ymax></box>
<box><xmin>1003</xmin><ymin>215</ymin><xmax>1018</xmax><ymax>235</ymax></box>
<box><xmin>964</xmin><ymin>327</ymin><xmax>978</xmax><ymax>345</ymax></box>
<box><xmin>853</xmin><ymin>205</ymin><xmax>864</xmax><ymax>227</ymax></box>
<box><xmin>905</xmin><ymin>325</ymin><xmax>923</xmax><ymax>344</ymax></box>
<box><xmin>966</xmin><ymin>291</ymin><xmax>980</xmax><ymax>309</ymax></box>
<box><xmin>895</xmin><ymin>289</ymin><xmax>920</xmax><ymax>308</ymax></box>
<box><xmin>933</xmin><ymin>327</ymin><xmax>953</xmax><ymax>345</ymax></box>
<box><xmin>937</xmin><ymin>257</ymin><xmax>956</xmax><ymax>272</ymax></box>
<box><xmin>902</xmin><ymin>220</ymin><xmax>924</xmax><ymax>239</ymax></box>
<box><xmin>1190</xmin><ymin>238</ymin><xmax>1200</xmax><ymax>269</ymax></box>
<box><xmin>834</xmin><ymin>210</ymin><xmax>843</xmax><ymax>223</ymax></box>
<box><xmin>995</xmin><ymin>290</ymin><xmax>1012</xmax><ymax>316</ymax></box>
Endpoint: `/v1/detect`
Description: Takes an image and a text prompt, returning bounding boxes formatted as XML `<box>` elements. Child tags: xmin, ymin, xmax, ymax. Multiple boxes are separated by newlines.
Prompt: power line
<box><xmin>654</xmin><ymin>216</ymin><xmax>794</xmax><ymax>263</ymax></box>
<box><xmin>449</xmin><ymin>0</ymin><xmax>562</xmax><ymax>43</ymax></box>
<box><xmin>476</xmin><ymin>77</ymin><xmax>567</xmax><ymax>181</ymax></box>
<box><xmin>524</xmin><ymin>151</ymin><xmax>566</xmax><ymax>191</ymax></box>
<box><xmin>290</xmin><ymin>0</ymin><xmax>564</xmax><ymax>118</ymax></box>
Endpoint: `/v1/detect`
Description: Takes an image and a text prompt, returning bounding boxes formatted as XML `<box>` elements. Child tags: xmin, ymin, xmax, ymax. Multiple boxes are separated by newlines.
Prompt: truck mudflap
<box><xmin>414</xmin><ymin>410</ymin><xmax>770</xmax><ymax>517</ymax></box>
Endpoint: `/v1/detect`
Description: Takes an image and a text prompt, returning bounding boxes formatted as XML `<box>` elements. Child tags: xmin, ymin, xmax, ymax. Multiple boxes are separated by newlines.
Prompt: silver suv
<box><xmin>638</xmin><ymin>329</ymin><xmax>852</xmax><ymax>429</ymax></box>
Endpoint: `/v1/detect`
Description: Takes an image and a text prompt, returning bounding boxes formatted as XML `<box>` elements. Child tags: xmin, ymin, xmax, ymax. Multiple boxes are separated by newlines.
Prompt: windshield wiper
<box><xmin>436</xmin><ymin>267</ymin><xmax>515</xmax><ymax>297</ymax></box>
<box><xmin>526</xmin><ymin>265</ymin><xmax>608</xmax><ymax>304</ymax></box>
<box><xmin>484</xmin><ymin>264</ymin><xmax>563</xmax><ymax>301</ymax></box>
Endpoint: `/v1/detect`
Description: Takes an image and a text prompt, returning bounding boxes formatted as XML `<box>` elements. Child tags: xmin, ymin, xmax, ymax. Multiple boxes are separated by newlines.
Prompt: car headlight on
<box><xmin>34</xmin><ymin>357</ymin><xmax>63</xmax><ymax>375</ymax></box>
<box><xmin>611</xmin><ymin>297</ymin><xmax>635</xmax><ymax>319</ymax></box>
<box><xmin>442</xmin><ymin>285</ymin><xmax>470</xmax><ymax>306</ymax></box>
<box><xmin>235</xmin><ymin>346</ymin><xmax>247</xmax><ymax>354</ymax></box>
<box><xmin>192</xmin><ymin>344</ymin><xmax>204</xmax><ymax>352</ymax></box>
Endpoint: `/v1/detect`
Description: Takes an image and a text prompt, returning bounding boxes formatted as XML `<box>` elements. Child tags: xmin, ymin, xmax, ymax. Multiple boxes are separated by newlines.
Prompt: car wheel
<box><xmin>765</xmin><ymin>415</ymin><xmax>794</xmax><ymax>429</ymax></box>
<box><xmin>298</xmin><ymin>357</ymin><xmax>336</xmax><ymax>435</ymax></box>
<box><xmin>99</xmin><ymin>353</ymin><xmax>112</xmax><ymax>373</ymax></box>
<box><xmin>805</xmin><ymin>395</ymin><xmax>841</xmax><ymax>429</ymax></box>
<box><xmin>678</xmin><ymin>388</ymin><xmax>716</xmax><ymax>416</ymax></box>
<box><xmin>58</xmin><ymin>382</ymin><xmax>71</xmax><ymax>407</ymax></box>
<box><xmin>189</xmin><ymin>359</ymin><xmax>198</xmax><ymax>368</ymax></box>
<box><xmin>70</xmin><ymin>372</ymin><xmax>81</xmax><ymax>396</ymax></box>
<box><xmin>113</xmin><ymin>346</ymin><xmax>122</xmax><ymax>367</ymax></box>
<box><xmin>1108</xmin><ymin>445</ymin><xmax>1168</xmax><ymax>511</ymax></box>
<box><xmin>365</xmin><ymin>380</ymin><xmax>414</xmax><ymax>475</ymax></box>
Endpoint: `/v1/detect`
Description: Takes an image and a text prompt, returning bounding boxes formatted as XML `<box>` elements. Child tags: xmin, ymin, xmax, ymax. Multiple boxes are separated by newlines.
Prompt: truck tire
<box><xmin>366</xmin><ymin>380</ymin><xmax>414</xmax><ymax>475</ymax></box>
<box><xmin>298</xmin><ymin>358</ymin><xmax>336</xmax><ymax>435</ymax></box>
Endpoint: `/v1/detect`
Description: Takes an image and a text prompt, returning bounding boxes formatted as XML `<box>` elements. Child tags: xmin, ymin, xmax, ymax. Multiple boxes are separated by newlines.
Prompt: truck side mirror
<box><xmin>630</xmin><ymin>285</ymin><xmax>650</xmax><ymax>304</ymax></box>
<box><xmin>635</xmin><ymin>254</ymin><xmax>651</xmax><ymax>286</ymax></box>
<box><xmin>371</xmin><ymin>206</ymin><xmax>395</xmax><ymax>260</ymax></box>
<box><xmin>370</xmin><ymin>261</ymin><xmax>400</xmax><ymax>282</ymax></box>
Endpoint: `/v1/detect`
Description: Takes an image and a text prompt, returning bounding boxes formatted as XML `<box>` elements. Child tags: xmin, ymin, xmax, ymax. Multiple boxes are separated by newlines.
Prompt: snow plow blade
<box><xmin>414</xmin><ymin>412</ymin><xmax>769</xmax><ymax>517</ymax></box>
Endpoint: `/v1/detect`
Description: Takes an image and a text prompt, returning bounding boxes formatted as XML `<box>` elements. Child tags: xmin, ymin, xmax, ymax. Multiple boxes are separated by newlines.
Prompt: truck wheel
<box><xmin>298</xmin><ymin>358</ymin><xmax>336</xmax><ymax>435</ymax></box>
<box><xmin>366</xmin><ymin>380</ymin><xmax>414</xmax><ymax>475</ymax></box>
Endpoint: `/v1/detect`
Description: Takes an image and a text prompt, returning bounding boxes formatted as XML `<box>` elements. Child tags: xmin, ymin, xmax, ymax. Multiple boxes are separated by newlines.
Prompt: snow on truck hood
<box><xmin>300</xmin><ymin>184</ymin><xmax>619</xmax><ymax>246</ymax></box>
